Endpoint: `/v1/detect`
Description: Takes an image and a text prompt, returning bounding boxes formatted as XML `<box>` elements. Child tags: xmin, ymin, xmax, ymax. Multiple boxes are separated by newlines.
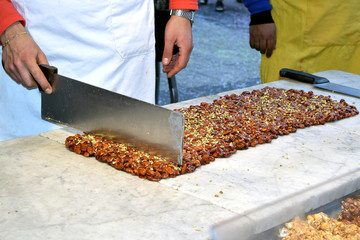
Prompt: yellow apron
<box><xmin>261</xmin><ymin>0</ymin><xmax>360</xmax><ymax>82</ymax></box>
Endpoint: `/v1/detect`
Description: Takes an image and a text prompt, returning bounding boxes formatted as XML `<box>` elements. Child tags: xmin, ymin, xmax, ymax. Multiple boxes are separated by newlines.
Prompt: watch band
<box><xmin>170</xmin><ymin>9</ymin><xmax>195</xmax><ymax>23</ymax></box>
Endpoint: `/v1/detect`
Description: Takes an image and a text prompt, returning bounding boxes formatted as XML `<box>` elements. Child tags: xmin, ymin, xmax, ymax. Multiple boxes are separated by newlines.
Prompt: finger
<box><xmin>6</xmin><ymin>68</ymin><xmax>22</xmax><ymax>85</ymax></box>
<box><xmin>166</xmin><ymin>53</ymin><xmax>184</xmax><ymax>78</ymax></box>
<box><xmin>163</xmin><ymin>53</ymin><xmax>179</xmax><ymax>74</ymax></box>
<box><xmin>2</xmin><ymin>58</ymin><xmax>22</xmax><ymax>84</ymax></box>
<box><xmin>167</xmin><ymin>49</ymin><xmax>190</xmax><ymax>78</ymax></box>
<box><xmin>16</xmin><ymin>61</ymin><xmax>38</xmax><ymax>90</ymax></box>
<box><xmin>254</xmin><ymin>38</ymin><xmax>261</xmax><ymax>52</ymax></box>
<box><xmin>12</xmin><ymin>55</ymin><xmax>40</xmax><ymax>90</ymax></box>
<box><xmin>28</xmin><ymin>63</ymin><xmax>52</xmax><ymax>94</ymax></box>
<box><xmin>265</xmin><ymin>37</ymin><xmax>276</xmax><ymax>58</ymax></box>
<box><xmin>249</xmin><ymin>26</ymin><xmax>255</xmax><ymax>49</ymax></box>
<box><xmin>162</xmin><ymin>41</ymin><xmax>175</xmax><ymax>71</ymax></box>
<box><xmin>259</xmin><ymin>39</ymin><xmax>267</xmax><ymax>55</ymax></box>
<box><xmin>36</xmin><ymin>49</ymin><xmax>49</xmax><ymax>66</ymax></box>
<box><xmin>265</xmin><ymin>42</ymin><xmax>273</xmax><ymax>58</ymax></box>
<box><xmin>266</xmin><ymin>48</ymin><xmax>273</xmax><ymax>58</ymax></box>
<box><xmin>3</xmin><ymin>45</ymin><xmax>35</xmax><ymax>88</ymax></box>
<box><xmin>33</xmin><ymin>51</ymin><xmax>52</xmax><ymax>94</ymax></box>
<box><xmin>249</xmin><ymin>33</ymin><xmax>256</xmax><ymax>49</ymax></box>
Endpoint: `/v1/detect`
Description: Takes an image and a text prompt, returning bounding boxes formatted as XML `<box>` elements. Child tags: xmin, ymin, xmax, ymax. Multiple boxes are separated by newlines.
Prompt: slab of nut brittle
<box><xmin>65</xmin><ymin>87</ymin><xmax>359</xmax><ymax>181</ymax></box>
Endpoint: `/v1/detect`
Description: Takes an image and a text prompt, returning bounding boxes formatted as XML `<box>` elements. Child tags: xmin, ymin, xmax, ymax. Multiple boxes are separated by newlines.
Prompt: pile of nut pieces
<box><xmin>65</xmin><ymin>87</ymin><xmax>359</xmax><ymax>181</ymax></box>
<box><xmin>280</xmin><ymin>196</ymin><xmax>360</xmax><ymax>239</ymax></box>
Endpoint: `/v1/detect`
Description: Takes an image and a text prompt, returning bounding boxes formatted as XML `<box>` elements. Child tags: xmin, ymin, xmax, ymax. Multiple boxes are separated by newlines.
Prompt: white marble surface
<box><xmin>0</xmin><ymin>135</ymin><xmax>236</xmax><ymax>240</ymax></box>
<box><xmin>1</xmin><ymin>71</ymin><xmax>360</xmax><ymax>240</ymax></box>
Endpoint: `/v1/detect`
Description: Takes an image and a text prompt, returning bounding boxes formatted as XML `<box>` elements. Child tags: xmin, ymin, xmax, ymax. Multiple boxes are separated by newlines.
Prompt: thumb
<box><xmin>162</xmin><ymin>43</ymin><xmax>174</xmax><ymax>67</ymax></box>
<box><xmin>34</xmin><ymin>51</ymin><xmax>53</xmax><ymax>94</ymax></box>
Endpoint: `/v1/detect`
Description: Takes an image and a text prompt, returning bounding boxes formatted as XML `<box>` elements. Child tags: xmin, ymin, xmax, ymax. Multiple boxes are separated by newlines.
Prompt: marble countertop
<box><xmin>1</xmin><ymin>70</ymin><xmax>359</xmax><ymax>240</ymax></box>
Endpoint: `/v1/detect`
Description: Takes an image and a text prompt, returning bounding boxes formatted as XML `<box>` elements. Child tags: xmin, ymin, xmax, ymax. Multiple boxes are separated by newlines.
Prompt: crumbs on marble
<box><xmin>193</xmin><ymin>225</ymin><xmax>204</xmax><ymax>231</ymax></box>
<box><xmin>173</xmin><ymin>191</ymin><xmax>178</xmax><ymax>197</ymax></box>
<box><xmin>8</xmin><ymin>210</ymin><xmax>19</xmax><ymax>214</ymax></box>
<box><xmin>215</xmin><ymin>190</ymin><xmax>224</xmax><ymax>197</ymax></box>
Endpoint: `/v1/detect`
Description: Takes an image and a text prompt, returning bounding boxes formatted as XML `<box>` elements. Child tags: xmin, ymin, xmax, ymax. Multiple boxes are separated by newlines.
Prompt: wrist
<box><xmin>1</xmin><ymin>22</ymin><xmax>25</xmax><ymax>44</ymax></box>
<box><xmin>250</xmin><ymin>10</ymin><xmax>274</xmax><ymax>25</ymax></box>
<box><xmin>170</xmin><ymin>9</ymin><xmax>195</xmax><ymax>23</ymax></box>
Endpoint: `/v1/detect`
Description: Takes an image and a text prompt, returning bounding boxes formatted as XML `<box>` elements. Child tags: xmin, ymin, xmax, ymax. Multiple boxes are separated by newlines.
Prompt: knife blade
<box><xmin>279</xmin><ymin>68</ymin><xmax>360</xmax><ymax>98</ymax></box>
<box><xmin>39</xmin><ymin>64</ymin><xmax>184</xmax><ymax>165</ymax></box>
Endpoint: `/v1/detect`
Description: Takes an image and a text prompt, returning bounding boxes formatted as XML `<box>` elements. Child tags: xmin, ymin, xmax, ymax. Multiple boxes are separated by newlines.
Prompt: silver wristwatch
<box><xmin>170</xmin><ymin>9</ymin><xmax>195</xmax><ymax>23</ymax></box>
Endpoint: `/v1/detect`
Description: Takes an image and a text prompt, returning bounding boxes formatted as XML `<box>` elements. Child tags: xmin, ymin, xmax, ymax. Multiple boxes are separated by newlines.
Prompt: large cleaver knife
<box><xmin>279</xmin><ymin>68</ymin><xmax>360</xmax><ymax>98</ymax></box>
<box><xmin>38</xmin><ymin>64</ymin><xmax>184</xmax><ymax>165</ymax></box>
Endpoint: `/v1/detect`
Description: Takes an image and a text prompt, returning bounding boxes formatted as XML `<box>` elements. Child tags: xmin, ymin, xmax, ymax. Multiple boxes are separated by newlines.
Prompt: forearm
<box><xmin>169</xmin><ymin>0</ymin><xmax>198</xmax><ymax>10</ymax></box>
<box><xmin>242</xmin><ymin>0</ymin><xmax>273</xmax><ymax>25</ymax></box>
<box><xmin>242</xmin><ymin>0</ymin><xmax>272</xmax><ymax>15</ymax></box>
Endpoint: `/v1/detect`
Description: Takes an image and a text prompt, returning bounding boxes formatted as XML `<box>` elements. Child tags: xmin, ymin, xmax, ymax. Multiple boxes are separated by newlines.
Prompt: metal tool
<box><xmin>279</xmin><ymin>68</ymin><xmax>360</xmax><ymax>98</ymax></box>
<box><xmin>39</xmin><ymin>64</ymin><xmax>184</xmax><ymax>165</ymax></box>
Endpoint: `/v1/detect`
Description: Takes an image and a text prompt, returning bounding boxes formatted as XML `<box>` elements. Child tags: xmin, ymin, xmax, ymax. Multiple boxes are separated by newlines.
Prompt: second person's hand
<box><xmin>249</xmin><ymin>23</ymin><xmax>276</xmax><ymax>58</ymax></box>
<box><xmin>162</xmin><ymin>15</ymin><xmax>194</xmax><ymax>78</ymax></box>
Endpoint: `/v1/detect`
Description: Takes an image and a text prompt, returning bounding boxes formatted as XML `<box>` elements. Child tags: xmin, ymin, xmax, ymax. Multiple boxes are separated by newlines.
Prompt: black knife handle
<box><xmin>279</xmin><ymin>68</ymin><xmax>329</xmax><ymax>84</ymax></box>
<box><xmin>37</xmin><ymin>64</ymin><xmax>58</xmax><ymax>92</ymax></box>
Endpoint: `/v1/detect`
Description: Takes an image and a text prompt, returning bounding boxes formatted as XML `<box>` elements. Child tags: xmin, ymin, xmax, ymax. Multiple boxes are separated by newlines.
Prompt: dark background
<box><xmin>157</xmin><ymin>0</ymin><xmax>261</xmax><ymax>105</ymax></box>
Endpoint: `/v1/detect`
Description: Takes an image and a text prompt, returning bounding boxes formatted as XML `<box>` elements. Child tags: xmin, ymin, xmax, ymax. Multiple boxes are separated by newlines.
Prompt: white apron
<box><xmin>0</xmin><ymin>0</ymin><xmax>155</xmax><ymax>141</ymax></box>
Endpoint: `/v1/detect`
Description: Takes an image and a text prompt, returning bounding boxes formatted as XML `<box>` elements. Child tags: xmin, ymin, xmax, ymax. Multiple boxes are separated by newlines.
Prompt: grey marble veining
<box><xmin>1</xmin><ymin>71</ymin><xmax>360</xmax><ymax>240</ymax></box>
<box><xmin>0</xmin><ymin>136</ymin><xmax>235</xmax><ymax>240</ymax></box>
<box><xmin>162</xmin><ymin>126</ymin><xmax>360</xmax><ymax>212</ymax></box>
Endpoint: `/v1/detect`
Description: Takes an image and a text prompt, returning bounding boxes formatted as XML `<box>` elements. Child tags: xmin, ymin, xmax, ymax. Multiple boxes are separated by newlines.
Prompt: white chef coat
<box><xmin>0</xmin><ymin>0</ymin><xmax>156</xmax><ymax>141</ymax></box>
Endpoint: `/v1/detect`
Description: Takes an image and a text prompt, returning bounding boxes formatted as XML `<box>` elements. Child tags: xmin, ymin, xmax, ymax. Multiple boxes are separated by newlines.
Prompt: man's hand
<box><xmin>249</xmin><ymin>23</ymin><xmax>276</xmax><ymax>58</ymax></box>
<box><xmin>162</xmin><ymin>15</ymin><xmax>193</xmax><ymax>78</ymax></box>
<box><xmin>1</xmin><ymin>22</ymin><xmax>52</xmax><ymax>94</ymax></box>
